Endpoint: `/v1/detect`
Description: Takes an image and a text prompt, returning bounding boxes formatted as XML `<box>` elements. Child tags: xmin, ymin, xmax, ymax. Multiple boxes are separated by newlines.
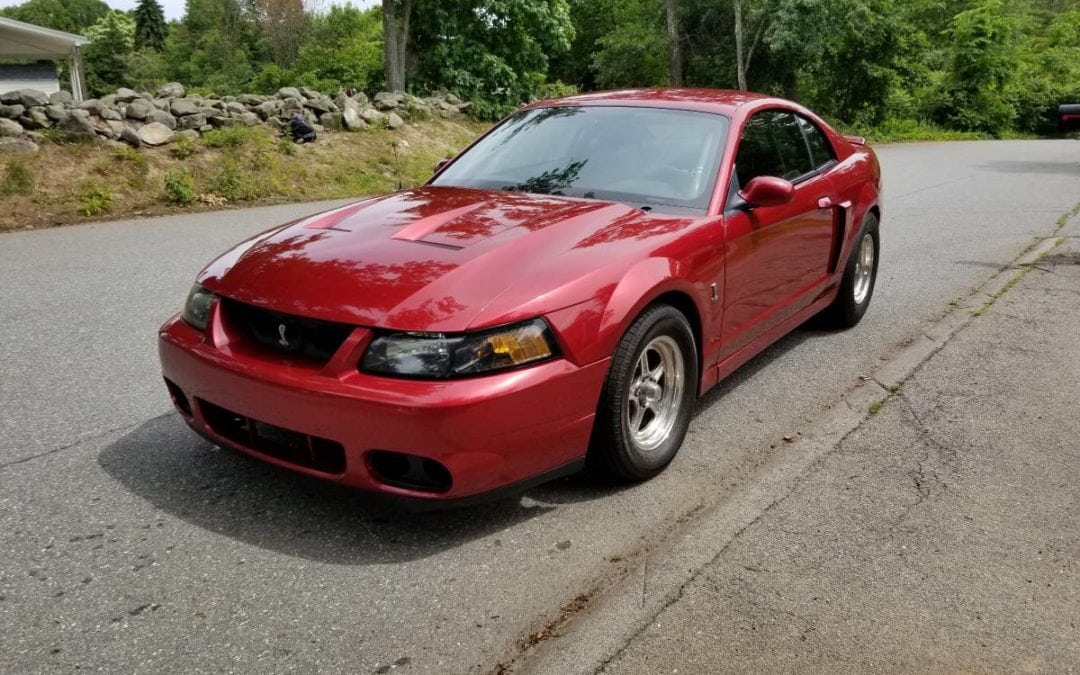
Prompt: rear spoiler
<box><xmin>843</xmin><ymin>134</ymin><xmax>867</xmax><ymax>146</ymax></box>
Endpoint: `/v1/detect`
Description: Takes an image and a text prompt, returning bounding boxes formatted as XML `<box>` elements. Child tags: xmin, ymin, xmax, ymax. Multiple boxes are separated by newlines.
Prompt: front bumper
<box><xmin>158</xmin><ymin>313</ymin><xmax>609</xmax><ymax>500</ymax></box>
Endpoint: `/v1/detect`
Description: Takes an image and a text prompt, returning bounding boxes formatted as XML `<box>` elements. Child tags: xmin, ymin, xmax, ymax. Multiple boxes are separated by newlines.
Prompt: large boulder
<box><xmin>49</xmin><ymin>90</ymin><xmax>74</xmax><ymax>106</ymax></box>
<box><xmin>0</xmin><ymin>137</ymin><xmax>39</xmax><ymax>154</ymax></box>
<box><xmin>119</xmin><ymin>125</ymin><xmax>141</xmax><ymax>147</ymax></box>
<box><xmin>0</xmin><ymin>90</ymin><xmax>22</xmax><ymax>105</ymax></box>
<box><xmin>58</xmin><ymin>110</ymin><xmax>97</xmax><ymax>138</ymax></box>
<box><xmin>91</xmin><ymin>117</ymin><xmax>118</xmax><ymax>140</ymax></box>
<box><xmin>137</xmin><ymin>121</ymin><xmax>174</xmax><ymax>146</ymax></box>
<box><xmin>373</xmin><ymin>91</ymin><xmax>401</xmax><ymax>110</ymax></box>
<box><xmin>305</xmin><ymin>97</ymin><xmax>335</xmax><ymax>114</ymax></box>
<box><xmin>125</xmin><ymin>99</ymin><xmax>154</xmax><ymax>120</ymax></box>
<box><xmin>170</xmin><ymin>98</ymin><xmax>200</xmax><ymax>116</ymax></box>
<box><xmin>115</xmin><ymin>87</ymin><xmax>140</xmax><ymax>103</ymax></box>
<box><xmin>176</xmin><ymin>129</ymin><xmax>199</xmax><ymax>141</ymax></box>
<box><xmin>300</xmin><ymin>86</ymin><xmax>321</xmax><ymax>100</ymax></box>
<box><xmin>342</xmin><ymin>106</ymin><xmax>366</xmax><ymax>131</ymax></box>
<box><xmin>387</xmin><ymin>112</ymin><xmax>405</xmax><ymax>130</ymax></box>
<box><xmin>15</xmin><ymin>89</ymin><xmax>49</xmax><ymax>108</ymax></box>
<box><xmin>319</xmin><ymin>112</ymin><xmax>342</xmax><ymax>130</ymax></box>
<box><xmin>177</xmin><ymin>113</ymin><xmax>207</xmax><ymax>130</ymax></box>
<box><xmin>147</xmin><ymin>109</ymin><xmax>177</xmax><ymax>129</ymax></box>
<box><xmin>44</xmin><ymin>104</ymin><xmax>69</xmax><ymax>123</ymax></box>
<box><xmin>237</xmin><ymin>94</ymin><xmax>266</xmax><ymax>106</ymax></box>
<box><xmin>22</xmin><ymin>107</ymin><xmax>52</xmax><ymax>129</ymax></box>
<box><xmin>224</xmin><ymin>101</ymin><xmax>246</xmax><ymax>115</ymax></box>
<box><xmin>0</xmin><ymin>103</ymin><xmax>25</xmax><ymax>119</ymax></box>
<box><xmin>254</xmin><ymin>100</ymin><xmax>280</xmax><ymax>120</ymax></box>
<box><xmin>157</xmin><ymin>82</ymin><xmax>185</xmax><ymax>99</ymax></box>
<box><xmin>0</xmin><ymin>118</ymin><xmax>24</xmax><ymax>137</ymax></box>
<box><xmin>360</xmin><ymin>107</ymin><xmax>385</xmax><ymax>125</ymax></box>
<box><xmin>277</xmin><ymin>87</ymin><xmax>302</xmax><ymax>100</ymax></box>
<box><xmin>235</xmin><ymin>112</ymin><xmax>261</xmax><ymax>126</ymax></box>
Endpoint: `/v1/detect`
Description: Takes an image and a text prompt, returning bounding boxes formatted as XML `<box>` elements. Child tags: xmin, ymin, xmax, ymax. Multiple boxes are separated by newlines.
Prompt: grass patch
<box><xmin>0</xmin><ymin>118</ymin><xmax>489</xmax><ymax>230</ymax></box>
<box><xmin>1</xmin><ymin>161</ymin><xmax>34</xmax><ymax>196</ymax></box>
<box><xmin>202</xmin><ymin>125</ymin><xmax>267</xmax><ymax>150</ymax></box>
<box><xmin>171</xmin><ymin>136</ymin><xmax>199</xmax><ymax>159</ymax></box>
<box><xmin>869</xmin><ymin>398</ymin><xmax>887</xmax><ymax>415</ymax></box>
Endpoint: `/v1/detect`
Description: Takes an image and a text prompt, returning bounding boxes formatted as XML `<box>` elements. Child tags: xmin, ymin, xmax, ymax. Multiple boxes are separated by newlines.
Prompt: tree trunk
<box><xmin>383</xmin><ymin>0</ymin><xmax>411</xmax><ymax>92</ymax></box>
<box><xmin>665</xmin><ymin>0</ymin><xmax>684</xmax><ymax>87</ymax></box>
<box><xmin>734</xmin><ymin>0</ymin><xmax>747</xmax><ymax>91</ymax></box>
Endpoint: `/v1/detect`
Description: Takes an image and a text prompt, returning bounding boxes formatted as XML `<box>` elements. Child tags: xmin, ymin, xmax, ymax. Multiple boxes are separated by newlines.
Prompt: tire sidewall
<box><xmin>610</xmin><ymin>308</ymin><xmax>698</xmax><ymax>476</ymax></box>
<box><xmin>843</xmin><ymin>214</ymin><xmax>880</xmax><ymax>323</ymax></box>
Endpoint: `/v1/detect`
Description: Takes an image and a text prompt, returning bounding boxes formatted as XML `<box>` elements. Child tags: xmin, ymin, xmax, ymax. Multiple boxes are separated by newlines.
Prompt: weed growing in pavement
<box><xmin>869</xmin><ymin>398</ymin><xmax>886</xmax><ymax>415</ymax></box>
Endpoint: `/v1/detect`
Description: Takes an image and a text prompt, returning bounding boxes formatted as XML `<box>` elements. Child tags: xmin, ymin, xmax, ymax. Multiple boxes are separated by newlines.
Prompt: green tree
<box><xmin>133</xmin><ymin>0</ymin><xmax>167</xmax><ymax>51</ymax></box>
<box><xmin>0</xmin><ymin>0</ymin><xmax>109</xmax><ymax>33</ymax></box>
<box><xmin>934</xmin><ymin>0</ymin><xmax>1020</xmax><ymax>134</ymax></box>
<box><xmin>410</xmin><ymin>0</ymin><xmax>575</xmax><ymax>118</ymax></box>
<box><xmin>164</xmin><ymin>0</ymin><xmax>261</xmax><ymax>91</ymax></box>
<box><xmin>83</xmin><ymin>10</ymin><xmax>136</xmax><ymax>96</ymax></box>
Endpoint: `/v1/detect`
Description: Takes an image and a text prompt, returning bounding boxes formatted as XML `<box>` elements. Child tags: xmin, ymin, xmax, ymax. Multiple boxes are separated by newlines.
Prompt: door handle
<box><xmin>817</xmin><ymin>196</ymin><xmax>834</xmax><ymax>209</ymax></box>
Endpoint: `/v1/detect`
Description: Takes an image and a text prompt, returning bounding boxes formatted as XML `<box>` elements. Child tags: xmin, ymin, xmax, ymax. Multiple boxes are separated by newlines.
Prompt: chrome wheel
<box><xmin>626</xmin><ymin>336</ymin><xmax>685</xmax><ymax>455</ymax></box>
<box><xmin>853</xmin><ymin>232</ymin><xmax>875</xmax><ymax>305</ymax></box>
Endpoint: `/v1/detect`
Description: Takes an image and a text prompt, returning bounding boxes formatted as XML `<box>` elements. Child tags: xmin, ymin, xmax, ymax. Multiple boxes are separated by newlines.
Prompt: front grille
<box><xmin>222</xmin><ymin>299</ymin><xmax>353</xmax><ymax>363</ymax></box>
<box><xmin>198</xmin><ymin>399</ymin><xmax>347</xmax><ymax>474</ymax></box>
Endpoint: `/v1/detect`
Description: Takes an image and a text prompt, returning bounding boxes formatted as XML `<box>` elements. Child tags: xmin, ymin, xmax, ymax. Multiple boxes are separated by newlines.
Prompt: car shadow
<box><xmin>97</xmin><ymin>414</ymin><xmax>628</xmax><ymax>565</ymax></box>
<box><xmin>99</xmin><ymin>323</ymin><xmax>828</xmax><ymax>565</ymax></box>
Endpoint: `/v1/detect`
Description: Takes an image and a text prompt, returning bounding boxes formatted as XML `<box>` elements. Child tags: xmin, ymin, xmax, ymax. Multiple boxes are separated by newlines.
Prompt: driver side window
<box><xmin>733</xmin><ymin>111</ymin><xmax>815</xmax><ymax>189</ymax></box>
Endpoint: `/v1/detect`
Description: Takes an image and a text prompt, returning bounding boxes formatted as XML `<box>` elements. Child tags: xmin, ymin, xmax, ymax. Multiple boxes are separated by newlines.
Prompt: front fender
<box><xmin>546</xmin><ymin>257</ymin><xmax>706</xmax><ymax>366</ymax></box>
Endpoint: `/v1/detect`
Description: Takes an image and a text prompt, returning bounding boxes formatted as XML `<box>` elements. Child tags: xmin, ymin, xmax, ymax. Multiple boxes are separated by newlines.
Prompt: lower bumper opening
<box><xmin>164</xmin><ymin>378</ymin><xmax>193</xmax><ymax>418</ymax></box>
<box><xmin>197</xmin><ymin>398</ymin><xmax>346</xmax><ymax>475</ymax></box>
<box><xmin>368</xmin><ymin>450</ymin><xmax>452</xmax><ymax>493</ymax></box>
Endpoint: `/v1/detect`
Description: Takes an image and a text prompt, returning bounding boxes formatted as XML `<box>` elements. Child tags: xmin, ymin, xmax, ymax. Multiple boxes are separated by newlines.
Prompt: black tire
<box><xmin>588</xmin><ymin>304</ymin><xmax>698</xmax><ymax>482</ymax></box>
<box><xmin>819</xmin><ymin>213</ymin><xmax>880</xmax><ymax>329</ymax></box>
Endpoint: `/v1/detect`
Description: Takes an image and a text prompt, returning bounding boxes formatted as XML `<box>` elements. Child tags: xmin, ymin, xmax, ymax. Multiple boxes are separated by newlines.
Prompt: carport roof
<box><xmin>0</xmin><ymin>17</ymin><xmax>88</xmax><ymax>59</ymax></box>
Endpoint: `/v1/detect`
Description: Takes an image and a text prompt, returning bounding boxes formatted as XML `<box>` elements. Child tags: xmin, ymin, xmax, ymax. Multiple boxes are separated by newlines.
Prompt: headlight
<box><xmin>182</xmin><ymin>284</ymin><xmax>215</xmax><ymax>331</ymax></box>
<box><xmin>361</xmin><ymin>319</ymin><xmax>559</xmax><ymax>379</ymax></box>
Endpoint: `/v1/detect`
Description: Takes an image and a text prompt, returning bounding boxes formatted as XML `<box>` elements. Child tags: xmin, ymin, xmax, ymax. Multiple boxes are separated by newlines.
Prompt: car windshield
<box><xmin>431</xmin><ymin>106</ymin><xmax>729</xmax><ymax>214</ymax></box>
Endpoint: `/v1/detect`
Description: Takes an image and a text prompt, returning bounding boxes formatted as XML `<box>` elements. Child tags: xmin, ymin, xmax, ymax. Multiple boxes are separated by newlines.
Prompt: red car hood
<box><xmin>198</xmin><ymin>186</ymin><xmax>687</xmax><ymax>332</ymax></box>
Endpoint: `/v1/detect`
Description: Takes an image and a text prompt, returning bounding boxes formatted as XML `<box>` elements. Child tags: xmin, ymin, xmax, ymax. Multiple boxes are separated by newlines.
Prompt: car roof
<box><xmin>525</xmin><ymin>88</ymin><xmax>780</xmax><ymax>116</ymax></box>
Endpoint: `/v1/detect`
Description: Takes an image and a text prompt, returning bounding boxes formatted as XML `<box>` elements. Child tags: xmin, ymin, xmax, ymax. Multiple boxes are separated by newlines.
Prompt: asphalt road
<box><xmin>1</xmin><ymin>140</ymin><xmax>1078</xmax><ymax>673</ymax></box>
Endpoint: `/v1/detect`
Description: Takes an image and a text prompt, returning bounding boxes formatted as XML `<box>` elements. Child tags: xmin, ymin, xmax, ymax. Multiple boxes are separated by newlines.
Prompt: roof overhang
<box><xmin>0</xmin><ymin>17</ymin><xmax>88</xmax><ymax>60</ymax></box>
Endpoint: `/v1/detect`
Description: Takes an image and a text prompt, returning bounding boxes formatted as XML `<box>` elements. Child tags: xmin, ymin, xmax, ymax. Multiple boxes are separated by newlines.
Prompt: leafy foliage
<box><xmin>3</xmin><ymin>0</ymin><xmax>1078</xmax><ymax>137</ymax></box>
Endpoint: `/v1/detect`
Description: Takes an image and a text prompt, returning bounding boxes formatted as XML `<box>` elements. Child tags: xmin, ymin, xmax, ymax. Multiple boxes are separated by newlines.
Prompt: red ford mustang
<box><xmin>159</xmin><ymin>89</ymin><xmax>882</xmax><ymax>503</ymax></box>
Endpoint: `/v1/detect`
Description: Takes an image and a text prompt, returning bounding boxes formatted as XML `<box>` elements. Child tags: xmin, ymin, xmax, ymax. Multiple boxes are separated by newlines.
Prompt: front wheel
<box><xmin>819</xmin><ymin>213</ymin><xmax>879</xmax><ymax>328</ymax></box>
<box><xmin>588</xmin><ymin>305</ymin><xmax>698</xmax><ymax>482</ymax></box>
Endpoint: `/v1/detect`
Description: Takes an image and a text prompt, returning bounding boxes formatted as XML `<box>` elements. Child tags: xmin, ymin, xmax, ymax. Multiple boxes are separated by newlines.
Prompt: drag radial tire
<box><xmin>819</xmin><ymin>212</ymin><xmax>880</xmax><ymax>329</ymax></box>
<box><xmin>589</xmin><ymin>304</ymin><xmax>698</xmax><ymax>482</ymax></box>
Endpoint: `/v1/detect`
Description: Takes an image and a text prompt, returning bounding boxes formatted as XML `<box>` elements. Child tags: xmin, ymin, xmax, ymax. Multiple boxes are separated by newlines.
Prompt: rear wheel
<box><xmin>589</xmin><ymin>305</ymin><xmax>698</xmax><ymax>481</ymax></box>
<box><xmin>820</xmin><ymin>213</ymin><xmax>879</xmax><ymax>328</ymax></box>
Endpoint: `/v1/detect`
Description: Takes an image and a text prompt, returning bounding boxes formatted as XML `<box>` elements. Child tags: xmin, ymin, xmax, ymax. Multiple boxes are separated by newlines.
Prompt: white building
<box><xmin>0</xmin><ymin>17</ymin><xmax>88</xmax><ymax>100</ymax></box>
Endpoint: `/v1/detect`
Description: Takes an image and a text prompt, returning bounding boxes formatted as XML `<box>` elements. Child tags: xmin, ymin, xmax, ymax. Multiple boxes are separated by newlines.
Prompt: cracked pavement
<box><xmin>596</xmin><ymin>221</ymin><xmax>1080</xmax><ymax>673</ymax></box>
<box><xmin>1</xmin><ymin>141</ymin><xmax>1078</xmax><ymax>673</ymax></box>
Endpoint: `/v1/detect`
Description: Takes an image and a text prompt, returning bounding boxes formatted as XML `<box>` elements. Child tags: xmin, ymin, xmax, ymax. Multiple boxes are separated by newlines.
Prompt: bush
<box><xmin>202</xmin><ymin>125</ymin><xmax>262</xmax><ymax>149</ymax></box>
<box><xmin>171</xmin><ymin>136</ymin><xmax>198</xmax><ymax>159</ymax></box>
<box><xmin>208</xmin><ymin>159</ymin><xmax>265</xmax><ymax>201</ymax></box>
<box><xmin>80</xmin><ymin>185</ymin><xmax>113</xmax><ymax>216</ymax></box>
<box><xmin>1</xmin><ymin>161</ymin><xmax>34</xmax><ymax>196</ymax></box>
<box><xmin>164</xmin><ymin>170</ymin><xmax>196</xmax><ymax>205</ymax></box>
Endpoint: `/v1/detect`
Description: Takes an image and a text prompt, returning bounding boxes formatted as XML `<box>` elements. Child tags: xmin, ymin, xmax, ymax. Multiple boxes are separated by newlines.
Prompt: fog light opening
<box><xmin>164</xmin><ymin>378</ymin><xmax>193</xmax><ymax>418</ymax></box>
<box><xmin>368</xmin><ymin>451</ymin><xmax>452</xmax><ymax>493</ymax></box>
